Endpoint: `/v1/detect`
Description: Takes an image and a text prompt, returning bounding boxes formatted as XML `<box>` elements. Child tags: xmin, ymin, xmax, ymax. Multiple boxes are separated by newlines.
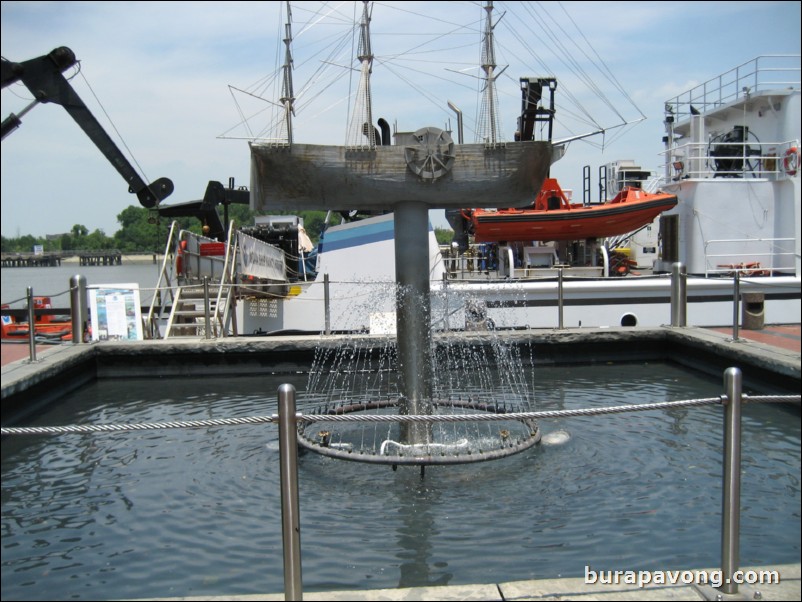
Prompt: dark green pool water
<box><xmin>2</xmin><ymin>362</ymin><xmax>799</xmax><ymax>599</ymax></box>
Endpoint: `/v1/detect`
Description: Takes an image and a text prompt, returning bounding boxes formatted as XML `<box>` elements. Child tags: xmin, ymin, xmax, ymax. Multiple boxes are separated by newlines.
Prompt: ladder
<box><xmin>147</xmin><ymin>221</ymin><xmax>239</xmax><ymax>339</ymax></box>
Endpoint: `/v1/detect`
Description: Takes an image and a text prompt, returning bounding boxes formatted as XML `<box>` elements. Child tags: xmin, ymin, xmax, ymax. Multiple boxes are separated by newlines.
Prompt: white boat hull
<box><xmin>237</xmin><ymin>213</ymin><xmax>801</xmax><ymax>334</ymax></box>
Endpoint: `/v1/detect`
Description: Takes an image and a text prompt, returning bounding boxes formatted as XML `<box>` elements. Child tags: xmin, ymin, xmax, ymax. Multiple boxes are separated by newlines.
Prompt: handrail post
<box><xmin>557</xmin><ymin>268</ymin><xmax>564</xmax><ymax>330</ymax></box>
<box><xmin>277</xmin><ymin>384</ymin><xmax>303</xmax><ymax>601</ymax></box>
<box><xmin>70</xmin><ymin>275</ymin><xmax>87</xmax><ymax>344</ymax></box>
<box><xmin>323</xmin><ymin>274</ymin><xmax>331</xmax><ymax>335</ymax></box>
<box><xmin>670</xmin><ymin>262</ymin><xmax>687</xmax><ymax>326</ymax></box>
<box><xmin>732</xmin><ymin>271</ymin><xmax>740</xmax><ymax>342</ymax></box>
<box><xmin>442</xmin><ymin>272</ymin><xmax>450</xmax><ymax>333</ymax></box>
<box><xmin>202</xmin><ymin>276</ymin><xmax>212</xmax><ymax>339</ymax></box>
<box><xmin>26</xmin><ymin>287</ymin><xmax>37</xmax><ymax>362</ymax></box>
<box><xmin>720</xmin><ymin>367</ymin><xmax>742</xmax><ymax>596</ymax></box>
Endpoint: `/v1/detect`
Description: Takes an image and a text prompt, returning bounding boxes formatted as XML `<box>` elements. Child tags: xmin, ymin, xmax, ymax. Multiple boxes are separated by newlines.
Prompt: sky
<box><xmin>2</xmin><ymin>1</ymin><xmax>800</xmax><ymax>239</ymax></box>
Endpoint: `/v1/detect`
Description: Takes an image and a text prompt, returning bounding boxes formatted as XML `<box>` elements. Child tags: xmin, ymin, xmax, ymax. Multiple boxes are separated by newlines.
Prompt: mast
<box><xmin>346</xmin><ymin>1</ymin><xmax>376</xmax><ymax>148</ymax></box>
<box><xmin>477</xmin><ymin>1</ymin><xmax>507</xmax><ymax>145</ymax></box>
<box><xmin>280</xmin><ymin>1</ymin><xmax>295</xmax><ymax>145</ymax></box>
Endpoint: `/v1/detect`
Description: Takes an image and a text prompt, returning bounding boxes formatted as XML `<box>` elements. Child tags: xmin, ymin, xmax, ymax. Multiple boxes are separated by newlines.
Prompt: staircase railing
<box><xmin>144</xmin><ymin>221</ymin><xmax>180</xmax><ymax>339</ymax></box>
<box><xmin>162</xmin><ymin>228</ymin><xmax>232</xmax><ymax>338</ymax></box>
<box><xmin>210</xmin><ymin>221</ymin><xmax>239</xmax><ymax>337</ymax></box>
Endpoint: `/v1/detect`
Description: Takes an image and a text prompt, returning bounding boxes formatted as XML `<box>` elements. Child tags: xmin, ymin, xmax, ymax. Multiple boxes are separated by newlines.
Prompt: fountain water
<box><xmin>296</xmin><ymin>279</ymin><xmax>542</xmax><ymax>465</ymax></box>
<box><xmin>249</xmin><ymin>1</ymin><xmax>553</xmax><ymax>465</ymax></box>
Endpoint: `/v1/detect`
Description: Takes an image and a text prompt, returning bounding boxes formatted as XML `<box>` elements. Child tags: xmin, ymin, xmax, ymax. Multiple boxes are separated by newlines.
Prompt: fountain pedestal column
<box><xmin>394</xmin><ymin>201</ymin><xmax>434</xmax><ymax>446</ymax></box>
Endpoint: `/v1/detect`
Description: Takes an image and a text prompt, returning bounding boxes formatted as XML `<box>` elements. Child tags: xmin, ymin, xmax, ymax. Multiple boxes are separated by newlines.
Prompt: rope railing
<box><xmin>1</xmin><ymin>369</ymin><xmax>799</xmax><ymax>600</ymax></box>
<box><xmin>2</xmin><ymin>394</ymin><xmax>797</xmax><ymax>436</ymax></box>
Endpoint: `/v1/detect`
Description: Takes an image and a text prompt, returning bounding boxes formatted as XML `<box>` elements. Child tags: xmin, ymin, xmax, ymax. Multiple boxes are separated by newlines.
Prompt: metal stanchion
<box><xmin>442</xmin><ymin>272</ymin><xmax>450</xmax><ymax>333</ymax></box>
<box><xmin>26</xmin><ymin>287</ymin><xmax>37</xmax><ymax>362</ymax></box>
<box><xmin>277</xmin><ymin>384</ymin><xmax>303</xmax><ymax>601</ymax></box>
<box><xmin>670</xmin><ymin>262</ymin><xmax>687</xmax><ymax>327</ymax></box>
<box><xmin>557</xmin><ymin>268</ymin><xmax>564</xmax><ymax>330</ymax></box>
<box><xmin>324</xmin><ymin>274</ymin><xmax>331</xmax><ymax>335</ymax></box>
<box><xmin>202</xmin><ymin>276</ymin><xmax>211</xmax><ymax>339</ymax></box>
<box><xmin>70</xmin><ymin>275</ymin><xmax>87</xmax><ymax>344</ymax></box>
<box><xmin>720</xmin><ymin>367</ymin><xmax>742</xmax><ymax>596</ymax></box>
<box><xmin>732</xmin><ymin>272</ymin><xmax>740</xmax><ymax>342</ymax></box>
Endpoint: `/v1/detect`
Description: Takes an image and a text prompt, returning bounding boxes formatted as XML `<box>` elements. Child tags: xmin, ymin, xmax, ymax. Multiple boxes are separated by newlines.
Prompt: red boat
<box><xmin>464</xmin><ymin>178</ymin><xmax>678</xmax><ymax>242</ymax></box>
<box><xmin>1</xmin><ymin>297</ymin><xmax>73</xmax><ymax>342</ymax></box>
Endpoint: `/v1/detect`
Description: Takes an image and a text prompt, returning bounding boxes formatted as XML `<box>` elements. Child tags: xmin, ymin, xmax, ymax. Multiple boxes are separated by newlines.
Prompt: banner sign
<box><xmin>237</xmin><ymin>232</ymin><xmax>287</xmax><ymax>281</ymax></box>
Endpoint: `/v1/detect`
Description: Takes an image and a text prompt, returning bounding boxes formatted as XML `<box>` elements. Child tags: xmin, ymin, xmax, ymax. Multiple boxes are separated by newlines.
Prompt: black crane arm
<box><xmin>1</xmin><ymin>47</ymin><xmax>173</xmax><ymax>208</ymax></box>
<box><xmin>158</xmin><ymin>180</ymin><xmax>250</xmax><ymax>241</ymax></box>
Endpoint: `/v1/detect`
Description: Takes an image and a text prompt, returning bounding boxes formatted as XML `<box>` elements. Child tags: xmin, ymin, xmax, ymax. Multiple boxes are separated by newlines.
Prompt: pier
<box><xmin>0</xmin><ymin>252</ymin><xmax>63</xmax><ymax>267</ymax></box>
<box><xmin>0</xmin><ymin>250</ymin><xmax>152</xmax><ymax>267</ymax></box>
<box><xmin>77</xmin><ymin>250</ymin><xmax>122</xmax><ymax>266</ymax></box>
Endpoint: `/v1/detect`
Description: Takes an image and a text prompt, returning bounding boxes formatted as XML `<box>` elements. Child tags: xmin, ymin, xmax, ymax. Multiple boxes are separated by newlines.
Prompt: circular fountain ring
<box><xmin>297</xmin><ymin>399</ymin><xmax>541</xmax><ymax>466</ymax></box>
<box><xmin>404</xmin><ymin>127</ymin><xmax>456</xmax><ymax>181</ymax></box>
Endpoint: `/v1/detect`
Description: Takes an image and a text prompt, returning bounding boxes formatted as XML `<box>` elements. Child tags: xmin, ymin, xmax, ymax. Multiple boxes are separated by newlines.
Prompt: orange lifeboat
<box><xmin>465</xmin><ymin>178</ymin><xmax>678</xmax><ymax>243</ymax></box>
<box><xmin>1</xmin><ymin>297</ymin><xmax>73</xmax><ymax>342</ymax></box>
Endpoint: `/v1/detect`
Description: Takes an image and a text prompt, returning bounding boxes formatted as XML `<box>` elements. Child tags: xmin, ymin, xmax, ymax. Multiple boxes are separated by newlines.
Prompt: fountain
<box><xmin>249</xmin><ymin>1</ymin><xmax>553</xmax><ymax>465</ymax></box>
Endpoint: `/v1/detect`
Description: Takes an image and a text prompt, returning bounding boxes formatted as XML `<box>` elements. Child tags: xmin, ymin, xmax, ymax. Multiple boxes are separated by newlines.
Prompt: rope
<box><xmin>1</xmin><ymin>415</ymin><xmax>275</xmax><ymax>435</ymax></box>
<box><xmin>299</xmin><ymin>397</ymin><xmax>724</xmax><ymax>423</ymax></box>
<box><xmin>3</xmin><ymin>395</ymin><xmax>797</xmax><ymax>437</ymax></box>
<box><xmin>1</xmin><ymin>288</ymin><xmax>72</xmax><ymax>307</ymax></box>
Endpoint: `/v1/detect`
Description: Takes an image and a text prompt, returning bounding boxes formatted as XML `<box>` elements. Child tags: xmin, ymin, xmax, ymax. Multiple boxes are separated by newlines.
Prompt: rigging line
<box><xmin>376</xmin><ymin>55</ymin><xmax>478</xmax><ymax>94</ymax></box>
<box><xmin>374</xmin><ymin>13</ymin><xmax>483</xmax><ymax>64</ymax></box>
<box><xmin>225</xmin><ymin>86</ymin><xmax>257</xmax><ymax>140</ymax></box>
<box><xmin>504</xmin><ymin>2</ymin><xmax>616</xmax><ymax>123</ymax></box>
<box><xmin>379</xmin><ymin>60</ymin><xmax>479</xmax><ymax>139</ymax></box>
<box><xmin>532</xmin><ymin>0</ymin><xmax>631</xmax><ymax>122</ymax></box>
<box><xmin>514</xmin><ymin>3</ymin><xmax>618</xmax><ymax>123</ymax></box>
<box><xmin>247</xmin><ymin>8</ymin><xmax>354</xmax><ymax>101</ymax></box>
<box><xmin>379</xmin><ymin>39</ymin><xmax>480</xmax><ymax>61</ymax></box>
<box><xmin>494</xmin><ymin>9</ymin><xmax>602</xmax><ymax>128</ymax></box>
<box><xmin>293</xmin><ymin>28</ymin><xmax>355</xmax><ymax>105</ymax></box>
<box><xmin>523</xmin><ymin>2</ymin><xmax>615</xmax><ymax>101</ymax></box>
<box><xmin>221</xmin><ymin>85</ymin><xmax>305</xmax><ymax>141</ymax></box>
<box><xmin>374</xmin><ymin>0</ymin><xmax>483</xmax><ymax>31</ymax></box>
<box><xmin>292</xmin><ymin>1</ymin><xmax>356</xmax><ymax>35</ymax></box>
<box><xmin>556</xmin><ymin>0</ymin><xmax>645</xmax><ymax>119</ymax></box>
<box><xmin>77</xmin><ymin>69</ymin><xmax>151</xmax><ymax>186</ymax></box>
<box><xmin>346</xmin><ymin>0</ymin><xmax>358</xmax><ymax>135</ymax></box>
<box><xmin>292</xmin><ymin>18</ymin><xmax>357</xmax><ymax>74</ymax></box>
<box><xmin>521</xmin><ymin>0</ymin><xmax>609</xmax><ymax>98</ymax></box>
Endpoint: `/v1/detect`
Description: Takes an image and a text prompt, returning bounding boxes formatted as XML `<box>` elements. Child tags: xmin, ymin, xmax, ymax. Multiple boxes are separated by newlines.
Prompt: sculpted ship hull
<box><xmin>249</xmin><ymin>140</ymin><xmax>553</xmax><ymax>211</ymax></box>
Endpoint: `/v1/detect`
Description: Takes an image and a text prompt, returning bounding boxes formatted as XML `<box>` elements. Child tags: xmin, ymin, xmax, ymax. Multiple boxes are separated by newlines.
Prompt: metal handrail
<box><xmin>210</xmin><ymin>221</ymin><xmax>239</xmax><ymax>337</ymax></box>
<box><xmin>145</xmin><ymin>221</ymin><xmax>179</xmax><ymax>339</ymax></box>
<box><xmin>665</xmin><ymin>55</ymin><xmax>800</xmax><ymax>121</ymax></box>
<box><xmin>703</xmin><ymin>237</ymin><xmax>796</xmax><ymax>277</ymax></box>
<box><xmin>662</xmin><ymin>138</ymin><xmax>800</xmax><ymax>181</ymax></box>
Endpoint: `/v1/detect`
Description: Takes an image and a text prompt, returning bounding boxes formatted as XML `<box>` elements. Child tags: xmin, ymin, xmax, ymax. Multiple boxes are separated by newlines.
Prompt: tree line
<box><xmin>2</xmin><ymin>205</ymin><xmax>454</xmax><ymax>253</ymax></box>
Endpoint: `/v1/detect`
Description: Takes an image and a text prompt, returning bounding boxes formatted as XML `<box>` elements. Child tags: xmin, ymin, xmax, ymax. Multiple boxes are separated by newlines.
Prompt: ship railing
<box><xmin>703</xmin><ymin>238</ymin><xmax>797</xmax><ymax>277</ymax></box>
<box><xmin>664</xmin><ymin>54</ymin><xmax>800</xmax><ymax>122</ymax></box>
<box><xmin>175</xmin><ymin>229</ymin><xmax>228</xmax><ymax>282</ymax></box>
<box><xmin>209</xmin><ymin>221</ymin><xmax>239</xmax><ymax>337</ymax></box>
<box><xmin>664</xmin><ymin>138</ymin><xmax>800</xmax><ymax>181</ymax></box>
<box><xmin>144</xmin><ymin>221</ymin><xmax>180</xmax><ymax>339</ymax></box>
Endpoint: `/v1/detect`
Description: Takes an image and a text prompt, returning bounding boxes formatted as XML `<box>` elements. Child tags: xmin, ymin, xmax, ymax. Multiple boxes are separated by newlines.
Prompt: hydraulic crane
<box><xmin>2</xmin><ymin>46</ymin><xmax>247</xmax><ymax>240</ymax></box>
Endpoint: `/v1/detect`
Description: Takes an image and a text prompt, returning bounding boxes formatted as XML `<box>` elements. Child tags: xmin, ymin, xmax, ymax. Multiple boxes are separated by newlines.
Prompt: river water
<box><xmin>1</xmin><ymin>362</ymin><xmax>799</xmax><ymax>600</ymax></box>
<box><xmin>1</xmin><ymin>262</ymin><xmax>165</xmax><ymax>309</ymax></box>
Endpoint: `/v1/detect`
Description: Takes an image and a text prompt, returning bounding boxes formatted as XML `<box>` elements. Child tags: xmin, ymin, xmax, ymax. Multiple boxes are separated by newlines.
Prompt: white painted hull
<box><xmin>237</xmin><ymin>213</ymin><xmax>800</xmax><ymax>334</ymax></box>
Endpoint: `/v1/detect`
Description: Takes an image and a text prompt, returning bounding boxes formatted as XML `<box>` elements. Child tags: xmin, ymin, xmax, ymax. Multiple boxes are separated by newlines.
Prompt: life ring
<box><xmin>176</xmin><ymin>240</ymin><xmax>187</xmax><ymax>274</ymax></box>
<box><xmin>783</xmin><ymin>147</ymin><xmax>799</xmax><ymax>176</ymax></box>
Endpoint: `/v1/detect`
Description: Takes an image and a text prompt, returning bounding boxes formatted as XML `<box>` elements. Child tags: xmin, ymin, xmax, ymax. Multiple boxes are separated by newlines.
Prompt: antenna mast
<box><xmin>477</xmin><ymin>1</ymin><xmax>507</xmax><ymax>145</ymax></box>
<box><xmin>280</xmin><ymin>1</ymin><xmax>295</xmax><ymax>145</ymax></box>
<box><xmin>346</xmin><ymin>1</ymin><xmax>376</xmax><ymax>148</ymax></box>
